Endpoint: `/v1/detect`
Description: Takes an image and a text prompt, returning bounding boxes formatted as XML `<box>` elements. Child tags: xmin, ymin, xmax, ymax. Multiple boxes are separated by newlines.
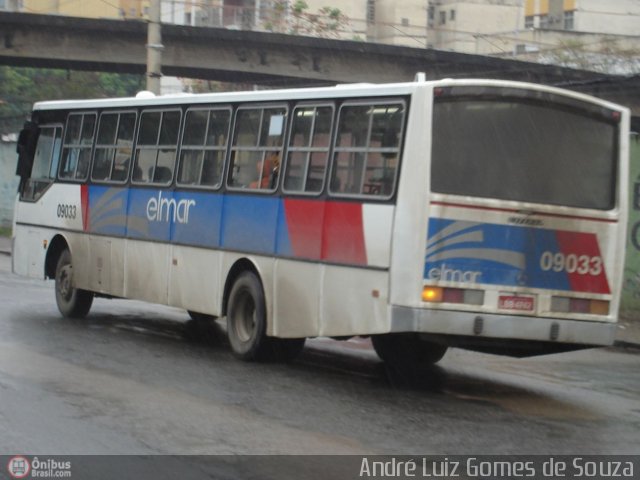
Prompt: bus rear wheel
<box><xmin>372</xmin><ymin>333</ymin><xmax>447</xmax><ymax>367</ymax></box>
<box><xmin>54</xmin><ymin>249</ymin><xmax>93</xmax><ymax>318</ymax></box>
<box><xmin>226</xmin><ymin>271</ymin><xmax>273</xmax><ymax>361</ymax></box>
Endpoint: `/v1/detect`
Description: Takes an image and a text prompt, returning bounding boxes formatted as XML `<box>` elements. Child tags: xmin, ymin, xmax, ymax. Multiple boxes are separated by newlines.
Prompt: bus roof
<box><xmin>31</xmin><ymin>78</ymin><xmax>624</xmax><ymax>112</ymax></box>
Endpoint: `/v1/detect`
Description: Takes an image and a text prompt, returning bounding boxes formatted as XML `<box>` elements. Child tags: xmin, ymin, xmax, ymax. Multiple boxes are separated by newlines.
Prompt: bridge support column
<box><xmin>146</xmin><ymin>0</ymin><xmax>163</xmax><ymax>94</ymax></box>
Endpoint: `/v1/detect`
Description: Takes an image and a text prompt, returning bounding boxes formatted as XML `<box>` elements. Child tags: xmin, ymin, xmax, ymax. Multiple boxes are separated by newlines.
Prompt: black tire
<box><xmin>372</xmin><ymin>333</ymin><xmax>447</xmax><ymax>367</ymax></box>
<box><xmin>54</xmin><ymin>248</ymin><xmax>93</xmax><ymax>318</ymax></box>
<box><xmin>226</xmin><ymin>271</ymin><xmax>273</xmax><ymax>361</ymax></box>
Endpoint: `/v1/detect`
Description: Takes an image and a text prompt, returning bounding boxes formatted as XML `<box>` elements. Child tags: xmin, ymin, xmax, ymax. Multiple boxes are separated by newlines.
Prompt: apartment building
<box><xmin>427</xmin><ymin>0</ymin><xmax>523</xmax><ymax>53</ymax></box>
<box><xmin>12</xmin><ymin>0</ymin><xmax>638</xmax><ymax>80</ymax></box>
<box><xmin>20</xmin><ymin>0</ymin><xmax>145</xmax><ymax>19</ymax></box>
<box><xmin>525</xmin><ymin>0</ymin><xmax>640</xmax><ymax>35</ymax></box>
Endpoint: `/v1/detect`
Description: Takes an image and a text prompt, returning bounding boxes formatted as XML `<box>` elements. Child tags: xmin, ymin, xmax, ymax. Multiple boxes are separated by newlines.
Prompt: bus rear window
<box><xmin>431</xmin><ymin>97</ymin><xmax>618</xmax><ymax>210</ymax></box>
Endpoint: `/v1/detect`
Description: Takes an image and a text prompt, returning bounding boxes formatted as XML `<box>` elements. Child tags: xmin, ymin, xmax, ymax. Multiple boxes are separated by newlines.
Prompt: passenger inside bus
<box><xmin>250</xmin><ymin>151</ymin><xmax>280</xmax><ymax>189</ymax></box>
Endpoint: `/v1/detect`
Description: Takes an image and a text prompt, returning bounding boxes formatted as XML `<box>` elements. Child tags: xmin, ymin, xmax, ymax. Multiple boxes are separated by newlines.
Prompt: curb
<box><xmin>613</xmin><ymin>341</ymin><xmax>640</xmax><ymax>352</ymax></box>
<box><xmin>0</xmin><ymin>237</ymin><xmax>10</xmax><ymax>256</ymax></box>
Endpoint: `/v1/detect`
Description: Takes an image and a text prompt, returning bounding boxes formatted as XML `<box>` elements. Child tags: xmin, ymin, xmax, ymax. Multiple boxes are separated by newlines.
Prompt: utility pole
<box><xmin>146</xmin><ymin>0</ymin><xmax>163</xmax><ymax>94</ymax></box>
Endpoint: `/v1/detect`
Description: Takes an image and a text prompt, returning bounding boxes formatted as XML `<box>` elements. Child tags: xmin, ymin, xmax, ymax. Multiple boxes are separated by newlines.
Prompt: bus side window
<box><xmin>133</xmin><ymin>109</ymin><xmax>181</xmax><ymax>185</ymax></box>
<box><xmin>329</xmin><ymin>101</ymin><xmax>404</xmax><ymax>199</ymax></box>
<box><xmin>92</xmin><ymin>111</ymin><xmax>136</xmax><ymax>184</ymax></box>
<box><xmin>283</xmin><ymin>104</ymin><xmax>333</xmax><ymax>195</ymax></box>
<box><xmin>20</xmin><ymin>125</ymin><xmax>63</xmax><ymax>201</ymax></box>
<box><xmin>177</xmin><ymin>108</ymin><xmax>230</xmax><ymax>189</ymax></box>
<box><xmin>228</xmin><ymin>106</ymin><xmax>287</xmax><ymax>191</ymax></box>
<box><xmin>59</xmin><ymin>113</ymin><xmax>96</xmax><ymax>181</ymax></box>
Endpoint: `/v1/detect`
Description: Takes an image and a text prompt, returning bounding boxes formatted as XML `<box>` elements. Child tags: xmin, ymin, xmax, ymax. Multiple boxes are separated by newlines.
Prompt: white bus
<box><xmin>12</xmin><ymin>77</ymin><xmax>630</xmax><ymax>367</ymax></box>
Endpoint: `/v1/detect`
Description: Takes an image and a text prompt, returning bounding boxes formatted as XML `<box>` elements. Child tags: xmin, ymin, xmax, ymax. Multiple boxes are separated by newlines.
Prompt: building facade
<box><xmin>525</xmin><ymin>0</ymin><xmax>640</xmax><ymax>36</ymax></box>
<box><xmin>11</xmin><ymin>1</ymin><xmax>640</xmax><ymax>77</ymax></box>
<box><xmin>22</xmin><ymin>0</ymin><xmax>138</xmax><ymax>18</ymax></box>
<box><xmin>427</xmin><ymin>0</ymin><xmax>523</xmax><ymax>54</ymax></box>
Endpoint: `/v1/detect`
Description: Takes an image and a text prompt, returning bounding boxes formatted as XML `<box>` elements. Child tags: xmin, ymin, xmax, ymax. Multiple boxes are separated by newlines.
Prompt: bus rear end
<box><xmin>383</xmin><ymin>81</ymin><xmax>629</xmax><ymax>364</ymax></box>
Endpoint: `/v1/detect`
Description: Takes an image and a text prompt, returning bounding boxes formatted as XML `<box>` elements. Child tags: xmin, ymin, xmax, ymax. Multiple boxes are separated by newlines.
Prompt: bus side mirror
<box><xmin>15</xmin><ymin>120</ymin><xmax>38</xmax><ymax>182</ymax></box>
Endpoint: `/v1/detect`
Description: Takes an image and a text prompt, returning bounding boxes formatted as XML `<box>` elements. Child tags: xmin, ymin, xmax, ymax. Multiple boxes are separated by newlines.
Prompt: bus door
<box><xmin>14</xmin><ymin>122</ymin><xmax>64</xmax><ymax>277</ymax></box>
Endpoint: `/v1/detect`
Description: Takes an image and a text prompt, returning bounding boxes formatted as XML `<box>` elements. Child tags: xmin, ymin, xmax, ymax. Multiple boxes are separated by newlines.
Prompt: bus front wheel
<box><xmin>54</xmin><ymin>249</ymin><xmax>93</xmax><ymax>318</ymax></box>
<box><xmin>226</xmin><ymin>271</ymin><xmax>272</xmax><ymax>361</ymax></box>
<box><xmin>372</xmin><ymin>333</ymin><xmax>447</xmax><ymax>367</ymax></box>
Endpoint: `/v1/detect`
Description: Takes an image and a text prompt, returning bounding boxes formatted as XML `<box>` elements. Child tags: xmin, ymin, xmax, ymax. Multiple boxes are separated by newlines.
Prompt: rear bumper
<box><xmin>390</xmin><ymin>306</ymin><xmax>617</xmax><ymax>346</ymax></box>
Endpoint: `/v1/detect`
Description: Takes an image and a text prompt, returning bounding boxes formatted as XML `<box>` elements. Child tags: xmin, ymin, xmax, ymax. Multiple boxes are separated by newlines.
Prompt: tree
<box><xmin>541</xmin><ymin>37</ymin><xmax>640</xmax><ymax>75</ymax></box>
<box><xmin>0</xmin><ymin>68</ymin><xmax>144</xmax><ymax>133</ymax></box>
<box><xmin>262</xmin><ymin>1</ymin><xmax>349</xmax><ymax>39</ymax></box>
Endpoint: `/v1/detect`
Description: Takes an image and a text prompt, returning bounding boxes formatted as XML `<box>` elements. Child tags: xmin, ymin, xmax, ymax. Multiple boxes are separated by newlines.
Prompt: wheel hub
<box><xmin>58</xmin><ymin>265</ymin><xmax>73</xmax><ymax>300</ymax></box>
<box><xmin>234</xmin><ymin>290</ymin><xmax>256</xmax><ymax>343</ymax></box>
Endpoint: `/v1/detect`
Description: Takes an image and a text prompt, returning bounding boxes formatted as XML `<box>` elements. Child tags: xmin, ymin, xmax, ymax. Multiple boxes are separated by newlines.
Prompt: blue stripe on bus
<box><xmin>88</xmin><ymin>185</ymin><xmax>128</xmax><ymax>236</ymax></box>
<box><xmin>172</xmin><ymin>191</ymin><xmax>223</xmax><ymax>248</ymax></box>
<box><xmin>220</xmin><ymin>194</ymin><xmax>284</xmax><ymax>255</ymax></box>
<box><xmin>87</xmin><ymin>186</ymin><xmax>294</xmax><ymax>256</ymax></box>
<box><xmin>425</xmin><ymin>218</ymin><xmax>571</xmax><ymax>290</ymax></box>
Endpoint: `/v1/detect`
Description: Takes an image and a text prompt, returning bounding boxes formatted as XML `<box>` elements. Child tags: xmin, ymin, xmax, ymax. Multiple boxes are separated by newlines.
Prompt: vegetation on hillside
<box><xmin>0</xmin><ymin>68</ymin><xmax>144</xmax><ymax>133</ymax></box>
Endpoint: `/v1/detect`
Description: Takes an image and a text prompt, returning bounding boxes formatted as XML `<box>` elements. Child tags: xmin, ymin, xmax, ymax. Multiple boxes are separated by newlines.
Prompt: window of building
<box><xmin>539</xmin><ymin>14</ymin><xmax>549</xmax><ymax>28</ymax></box>
<box><xmin>439</xmin><ymin>11</ymin><xmax>446</xmax><ymax>25</ymax></box>
<box><xmin>366</xmin><ymin>0</ymin><xmax>375</xmax><ymax>25</ymax></box>
<box><xmin>258</xmin><ymin>0</ymin><xmax>273</xmax><ymax>21</ymax></box>
<box><xmin>228</xmin><ymin>105</ymin><xmax>287</xmax><ymax>191</ymax></box>
<box><xmin>329</xmin><ymin>101</ymin><xmax>405</xmax><ymax>199</ymax></box>
<box><xmin>177</xmin><ymin>108</ymin><xmax>231</xmax><ymax>189</ymax></box>
<box><xmin>524</xmin><ymin>15</ymin><xmax>534</xmax><ymax>28</ymax></box>
<box><xmin>59</xmin><ymin>113</ymin><xmax>97</xmax><ymax>181</ymax></box>
<box><xmin>132</xmin><ymin>109</ymin><xmax>181</xmax><ymax>185</ymax></box>
<box><xmin>428</xmin><ymin>5</ymin><xmax>434</xmax><ymax>21</ymax></box>
<box><xmin>283</xmin><ymin>104</ymin><xmax>333</xmax><ymax>195</ymax></box>
<box><xmin>564</xmin><ymin>10</ymin><xmax>574</xmax><ymax>30</ymax></box>
<box><xmin>450</xmin><ymin>9</ymin><xmax>455</xmax><ymax>21</ymax></box>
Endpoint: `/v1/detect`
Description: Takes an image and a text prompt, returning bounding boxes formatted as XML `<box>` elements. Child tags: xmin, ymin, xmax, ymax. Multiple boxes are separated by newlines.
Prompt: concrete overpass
<box><xmin>0</xmin><ymin>11</ymin><xmax>637</xmax><ymax>114</ymax></box>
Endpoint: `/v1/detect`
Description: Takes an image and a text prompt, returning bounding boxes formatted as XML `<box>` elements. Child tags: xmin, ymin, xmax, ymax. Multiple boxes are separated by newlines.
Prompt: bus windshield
<box><xmin>431</xmin><ymin>95</ymin><xmax>618</xmax><ymax>210</ymax></box>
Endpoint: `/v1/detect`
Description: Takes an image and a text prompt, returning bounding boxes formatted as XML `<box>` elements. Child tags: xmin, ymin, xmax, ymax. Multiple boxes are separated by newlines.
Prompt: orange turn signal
<box><xmin>590</xmin><ymin>300</ymin><xmax>609</xmax><ymax>315</ymax></box>
<box><xmin>422</xmin><ymin>287</ymin><xmax>443</xmax><ymax>303</ymax></box>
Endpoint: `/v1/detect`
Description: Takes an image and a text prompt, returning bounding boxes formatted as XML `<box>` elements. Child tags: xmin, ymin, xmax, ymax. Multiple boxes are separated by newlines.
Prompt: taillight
<box><xmin>422</xmin><ymin>287</ymin><xmax>484</xmax><ymax>305</ymax></box>
<box><xmin>551</xmin><ymin>296</ymin><xmax>609</xmax><ymax>315</ymax></box>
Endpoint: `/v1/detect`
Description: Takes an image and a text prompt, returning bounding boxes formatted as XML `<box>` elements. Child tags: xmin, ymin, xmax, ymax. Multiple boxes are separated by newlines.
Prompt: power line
<box><xmin>96</xmin><ymin>0</ymin><xmax>121</xmax><ymax>14</ymax></box>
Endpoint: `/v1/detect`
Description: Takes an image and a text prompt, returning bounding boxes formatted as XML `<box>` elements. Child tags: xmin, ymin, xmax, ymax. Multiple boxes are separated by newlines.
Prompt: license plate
<box><xmin>498</xmin><ymin>295</ymin><xmax>535</xmax><ymax>311</ymax></box>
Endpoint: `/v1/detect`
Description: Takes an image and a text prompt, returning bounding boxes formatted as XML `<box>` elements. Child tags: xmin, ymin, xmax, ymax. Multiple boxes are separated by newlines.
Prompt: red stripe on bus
<box><xmin>81</xmin><ymin>184</ymin><xmax>89</xmax><ymax>232</ymax></box>
<box><xmin>430</xmin><ymin>201</ymin><xmax>617</xmax><ymax>223</ymax></box>
<box><xmin>555</xmin><ymin>230</ymin><xmax>611</xmax><ymax>294</ymax></box>
<box><xmin>321</xmin><ymin>202</ymin><xmax>367</xmax><ymax>265</ymax></box>
<box><xmin>283</xmin><ymin>198</ymin><xmax>324</xmax><ymax>260</ymax></box>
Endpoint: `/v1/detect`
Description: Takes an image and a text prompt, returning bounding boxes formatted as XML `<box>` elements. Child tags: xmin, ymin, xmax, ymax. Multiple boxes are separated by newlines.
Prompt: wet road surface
<box><xmin>1</xmin><ymin>254</ymin><xmax>639</xmax><ymax>460</ymax></box>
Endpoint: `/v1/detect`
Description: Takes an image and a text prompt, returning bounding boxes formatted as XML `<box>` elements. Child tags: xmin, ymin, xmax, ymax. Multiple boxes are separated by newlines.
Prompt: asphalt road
<box><xmin>0</xmin><ymin>253</ymin><xmax>639</xmax><ymax>476</ymax></box>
